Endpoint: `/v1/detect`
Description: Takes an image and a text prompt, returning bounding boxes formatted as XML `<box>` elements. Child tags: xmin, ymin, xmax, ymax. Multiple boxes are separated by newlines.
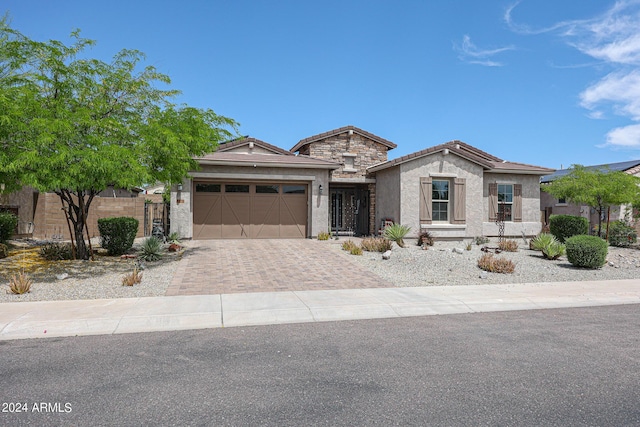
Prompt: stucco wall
<box><xmin>482</xmin><ymin>173</ymin><xmax>543</xmax><ymax>237</ymax></box>
<box><xmin>398</xmin><ymin>152</ymin><xmax>485</xmax><ymax>239</ymax></box>
<box><xmin>1</xmin><ymin>187</ymin><xmax>35</xmax><ymax>236</ymax></box>
<box><xmin>171</xmin><ymin>165</ymin><xmax>331</xmax><ymax>239</ymax></box>
<box><xmin>374</xmin><ymin>167</ymin><xmax>401</xmax><ymax>231</ymax></box>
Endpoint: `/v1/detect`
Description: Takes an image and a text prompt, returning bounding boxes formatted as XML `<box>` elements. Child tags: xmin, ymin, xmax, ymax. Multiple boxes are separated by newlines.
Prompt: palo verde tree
<box><xmin>542</xmin><ymin>165</ymin><xmax>640</xmax><ymax>239</ymax></box>
<box><xmin>0</xmin><ymin>18</ymin><xmax>237</xmax><ymax>259</ymax></box>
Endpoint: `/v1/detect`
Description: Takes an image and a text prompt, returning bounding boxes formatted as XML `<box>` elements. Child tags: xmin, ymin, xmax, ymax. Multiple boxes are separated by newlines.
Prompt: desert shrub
<box><xmin>0</xmin><ymin>243</ymin><xmax>8</xmax><ymax>259</ymax></box>
<box><xmin>417</xmin><ymin>231</ymin><xmax>434</xmax><ymax>247</ymax></box>
<box><xmin>122</xmin><ymin>265</ymin><xmax>143</xmax><ymax>286</ymax></box>
<box><xmin>317</xmin><ymin>231</ymin><xmax>331</xmax><ymax>241</ymax></box>
<box><xmin>361</xmin><ymin>237</ymin><xmax>393</xmax><ymax>252</ymax></box>
<box><xmin>549</xmin><ymin>214</ymin><xmax>588</xmax><ymax>243</ymax></box>
<box><xmin>531</xmin><ymin>233</ymin><xmax>565</xmax><ymax>260</ymax></box>
<box><xmin>498</xmin><ymin>239</ymin><xmax>518</xmax><ymax>252</ymax></box>
<box><xmin>474</xmin><ymin>236</ymin><xmax>490</xmax><ymax>245</ymax></box>
<box><xmin>565</xmin><ymin>235</ymin><xmax>608</xmax><ymax>269</ymax></box>
<box><xmin>477</xmin><ymin>253</ymin><xmax>515</xmax><ymax>274</ymax></box>
<box><xmin>0</xmin><ymin>212</ymin><xmax>18</xmax><ymax>244</ymax></box>
<box><xmin>349</xmin><ymin>246</ymin><xmax>363</xmax><ymax>256</ymax></box>
<box><xmin>8</xmin><ymin>270</ymin><xmax>32</xmax><ymax>294</ymax></box>
<box><xmin>384</xmin><ymin>223</ymin><xmax>411</xmax><ymax>248</ymax></box>
<box><xmin>341</xmin><ymin>240</ymin><xmax>358</xmax><ymax>252</ymax></box>
<box><xmin>98</xmin><ymin>217</ymin><xmax>139</xmax><ymax>256</ymax></box>
<box><xmin>139</xmin><ymin>236</ymin><xmax>163</xmax><ymax>261</ymax></box>
<box><xmin>40</xmin><ymin>242</ymin><xmax>73</xmax><ymax>261</ymax></box>
<box><xmin>167</xmin><ymin>231</ymin><xmax>181</xmax><ymax>244</ymax></box>
<box><xmin>607</xmin><ymin>220</ymin><xmax>637</xmax><ymax>247</ymax></box>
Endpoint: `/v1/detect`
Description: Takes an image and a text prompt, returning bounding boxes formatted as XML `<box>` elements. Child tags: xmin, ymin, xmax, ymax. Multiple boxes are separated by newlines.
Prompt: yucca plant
<box><xmin>139</xmin><ymin>236</ymin><xmax>163</xmax><ymax>261</ymax></box>
<box><xmin>9</xmin><ymin>270</ymin><xmax>33</xmax><ymax>294</ymax></box>
<box><xmin>384</xmin><ymin>223</ymin><xmax>411</xmax><ymax>248</ymax></box>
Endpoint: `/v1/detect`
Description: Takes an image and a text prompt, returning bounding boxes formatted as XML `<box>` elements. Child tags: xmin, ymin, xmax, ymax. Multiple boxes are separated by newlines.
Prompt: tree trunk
<box><xmin>74</xmin><ymin>220</ymin><xmax>89</xmax><ymax>260</ymax></box>
<box><xmin>56</xmin><ymin>189</ymin><xmax>96</xmax><ymax>260</ymax></box>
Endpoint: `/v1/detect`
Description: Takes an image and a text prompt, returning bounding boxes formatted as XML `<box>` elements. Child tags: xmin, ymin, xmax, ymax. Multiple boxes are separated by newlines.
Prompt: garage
<box><xmin>193</xmin><ymin>182</ymin><xmax>308</xmax><ymax>239</ymax></box>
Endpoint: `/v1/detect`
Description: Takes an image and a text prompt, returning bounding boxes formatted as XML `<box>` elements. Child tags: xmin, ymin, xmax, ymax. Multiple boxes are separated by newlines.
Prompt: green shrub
<box><xmin>361</xmin><ymin>237</ymin><xmax>393</xmax><ymax>252</ymax></box>
<box><xmin>317</xmin><ymin>231</ymin><xmax>331</xmax><ymax>241</ymax></box>
<box><xmin>0</xmin><ymin>243</ymin><xmax>8</xmax><ymax>259</ymax></box>
<box><xmin>139</xmin><ymin>236</ymin><xmax>163</xmax><ymax>261</ymax></box>
<box><xmin>98</xmin><ymin>217</ymin><xmax>139</xmax><ymax>256</ymax></box>
<box><xmin>531</xmin><ymin>233</ymin><xmax>565</xmax><ymax>260</ymax></box>
<box><xmin>565</xmin><ymin>235</ymin><xmax>608</xmax><ymax>269</ymax></box>
<box><xmin>349</xmin><ymin>246</ymin><xmax>363</xmax><ymax>256</ymax></box>
<box><xmin>474</xmin><ymin>236</ymin><xmax>490</xmax><ymax>245</ymax></box>
<box><xmin>40</xmin><ymin>242</ymin><xmax>73</xmax><ymax>260</ymax></box>
<box><xmin>384</xmin><ymin>223</ymin><xmax>411</xmax><ymax>248</ymax></box>
<box><xmin>607</xmin><ymin>220</ymin><xmax>637</xmax><ymax>247</ymax></box>
<box><xmin>549</xmin><ymin>214</ymin><xmax>588</xmax><ymax>243</ymax></box>
<box><xmin>0</xmin><ymin>212</ymin><xmax>18</xmax><ymax>244</ymax></box>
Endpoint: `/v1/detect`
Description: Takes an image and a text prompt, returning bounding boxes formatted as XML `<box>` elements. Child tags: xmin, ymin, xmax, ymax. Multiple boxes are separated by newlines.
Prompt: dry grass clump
<box><xmin>361</xmin><ymin>237</ymin><xmax>393</xmax><ymax>252</ymax></box>
<box><xmin>497</xmin><ymin>239</ymin><xmax>519</xmax><ymax>252</ymax></box>
<box><xmin>341</xmin><ymin>240</ymin><xmax>358</xmax><ymax>252</ymax></box>
<box><xmin>350</xmin><ymin>246</ymin><xmax>363</xmax><ymax>256</ymax></box>
<box><xmin>121</xmin><ymin>265</ymin><xmax>143</xmax><ymax>286</ymax></box>
<box><xmin>317</xmin><ymin>231</ymin><xmax>331</xmax><ymax>241</ymax></box>
<box><xmin>477</xmin><ymin>253</ymin><xmax>515</xmax><ymax>274</ymax></box>
<box><xmin>8</xmin><ymin>270</ymin><xmax>32</xmax><ymax>294</ymax></box>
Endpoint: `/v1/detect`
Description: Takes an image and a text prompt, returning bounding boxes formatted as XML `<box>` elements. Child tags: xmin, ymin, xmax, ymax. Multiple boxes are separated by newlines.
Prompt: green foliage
<box><xmin>565</xmin><ymin>235</ymin><xmax>608</xmax><ymax>269</ymax></box>
<box><xmin>384</xmin><ymin>223</ymin><xmax>411</xmax><ymax>248</ymax></box>
<box><xmin>361</xmin><ymin>237</ymin><xmax>393</xmax><ymax>252</ymax></box>
<box><xmin>549</xmin><ymin>215</ymin><xmax>588</xmax><ymax>243</ymax></box>
<box><xmin>417</xmin><ymin>231</ymin><xmax>435</xmax><ymax>247</ymax></box>
<box><xmin>317</xmin><ymin>231</ymin><xmax>331</xmax><ymax>241</ymax></box>
<box><xmin>531</xmin><ymin>233</ymin><xmax>566</xmax><ymax>260</ymax></box>
<box><xmin>0</xmin><ymin>243</ymin><xmax>8</xmax><ymax>259</ymax></box>
<box><xmin>167</xmin><ymin>231</ymin><xmax>181</xmax><ymax>244</ymax></box>
<box><xmin>498</xmin><ymin>239</ymin><xmax>519</xmax><ymax>252</ymax></box>
<box><xmin>139</xmin><ymin>236</ymin><xmax>163</xmax><ymax>261</ymax></box>
<box><xmin>0</xmin><ymin>212</ymin><xmax>18</xmax><ymax>243</ymax></box>
<box><xmin>0</xmin><ymin>20</ymin><xmax>238</xmax><ymax>259</ymax></box>
<box><xmin>39</xmin><ymin>242</ymin><xmax>73</xmax><ymax>261</ymax></box>
<box><xmin>477</xmin><ymin>254</ymin><xmax>515</xmax><ymax>274</ymax></box>
<box><xmin>98</xmin><ymin>217</ymin><xmax>139</xmax><ymax>256</ymax></box>
<box><xmin>474</xmin><ymin>236</ymin><xmax>490</xmax><ymax>245</ymax></box>
<box><xmin>349</xmin><ymin>246</ymin><xmax>363</xmax><ymax>256</ymax></box>
<box><xmin>341</xmin><ymin>240</ymin><xmax>358</xmax><ymax>252</ymax></box>
<box><xmin>607</xmin><ymin>220</ymin><xmax>637</xmax><ymax>247</ymax></box>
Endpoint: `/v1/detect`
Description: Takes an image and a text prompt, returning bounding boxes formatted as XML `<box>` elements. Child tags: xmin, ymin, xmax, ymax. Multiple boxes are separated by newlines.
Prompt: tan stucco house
<box><xmin>171</xmin><ymin>126</ymin><xmax>553</xmax><ymax>241</ymax></box>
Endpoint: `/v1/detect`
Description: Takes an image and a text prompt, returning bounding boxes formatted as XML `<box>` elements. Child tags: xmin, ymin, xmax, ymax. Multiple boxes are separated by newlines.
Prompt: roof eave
<box><xmin>197</xmin><ymin>159</ymin><xmax>340</xmax><ymax>170</ymax></box>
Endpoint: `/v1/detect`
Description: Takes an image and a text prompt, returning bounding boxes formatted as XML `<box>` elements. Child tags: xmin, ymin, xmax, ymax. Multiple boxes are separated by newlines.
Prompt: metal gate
<box><xmin>144</xmin><ymin>202</ymin><xmax>169</xmax><ymax>238</ymax></box>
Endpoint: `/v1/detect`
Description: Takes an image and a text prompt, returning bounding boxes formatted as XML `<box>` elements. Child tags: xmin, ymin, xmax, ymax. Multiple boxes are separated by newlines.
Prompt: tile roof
<box><xmin>196</xmin><ymin>152</ymin><xmax>341</xmax><ymax>169</ymax></box>
<box><xmin>368</xmin><ymin>140</ymin><xmax>554</xmax><ymax>174</ymax></box>
<box><xmin>540</xmin><ymin>159</ymin><xmax>640</xmax><ymax>183</ymax></box>
<box><xmin>217</xmin><ymin>137</ymin><xmax>294</xmax><ymax>156</ymax></box>
<box><xmin>290</xmin><ymin>125</ymin><xmax>397</xmax><ymax>153</ymax></box>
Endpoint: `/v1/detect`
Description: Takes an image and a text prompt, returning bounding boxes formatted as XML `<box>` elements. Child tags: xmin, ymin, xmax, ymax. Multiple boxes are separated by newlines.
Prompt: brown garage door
<box><xmin>193</xmin><ymin>182</ymin><xmax>308</xmax><ymax>239</ymax></box>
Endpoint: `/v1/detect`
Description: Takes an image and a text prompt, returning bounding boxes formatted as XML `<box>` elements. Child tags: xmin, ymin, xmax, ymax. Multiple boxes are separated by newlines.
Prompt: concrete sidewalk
<box><xmin>1</xmin><ymin>279</ymin><xmax>639</xmax><ymax>340</ymax></box>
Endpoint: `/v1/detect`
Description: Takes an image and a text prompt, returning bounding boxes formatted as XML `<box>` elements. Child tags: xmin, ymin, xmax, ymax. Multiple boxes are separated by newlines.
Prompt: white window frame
<box><xmin>432</xmin><ymin>179</ymin><xmax>450</xmax><ymax>223</ymax></box>
<box><xmin>497</xmin><ymin>183</ymin><xmax>514</xmax><ymax>222</ymax></box>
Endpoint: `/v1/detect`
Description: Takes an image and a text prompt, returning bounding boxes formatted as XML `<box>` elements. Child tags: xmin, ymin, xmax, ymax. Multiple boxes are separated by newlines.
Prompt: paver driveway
<box><xmin>165</xmin><ymin>239</ymin><xmax>391</xmax><ymax>295</ymax></box>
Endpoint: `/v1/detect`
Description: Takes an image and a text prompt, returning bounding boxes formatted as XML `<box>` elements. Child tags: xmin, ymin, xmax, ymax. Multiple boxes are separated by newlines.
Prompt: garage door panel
<box><xmin>252</xmin><ymin>195</ymin><xmax>280</xmax><ymax>238</ymax></box>
<box><xmin>280</xmin><ymin>195</ymin><xmax>307</xmax><ymax>238</ymax></box>
<box><xmin>222</xmin><ymin>196</ymin><xmax>251</xmax><ymax>238</ymax></box>
<box><xmin>193</xmin><ymin>194</ymin><xmax>222</xmax><ymax>239</ymax></box>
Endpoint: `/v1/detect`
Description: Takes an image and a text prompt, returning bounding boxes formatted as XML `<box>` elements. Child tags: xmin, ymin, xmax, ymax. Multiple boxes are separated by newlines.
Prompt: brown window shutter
<box><xmin>513</xmin><ymin>184</ymin><xmax>522</xmax><ymax>222</ymax></box>
<box><xmin>452</xmin><ymin>178</ymin><xmax>466</xmax><ymax>224</ymax></box>
<box><xmin>489</xmin><ymin>183</ymin><xmax>498</xmax><ymax>222</ymax></box>
<box><xmin>419</xmin><ymin>177</ymin><xmax>432</xmax><ymax>224</ymax></box>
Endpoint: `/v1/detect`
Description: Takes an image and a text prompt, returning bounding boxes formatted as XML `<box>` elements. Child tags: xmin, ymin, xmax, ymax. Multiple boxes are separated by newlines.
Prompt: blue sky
<box><xmin>3</xmin><ymin>0</ymin><xmax>640</xmax><ymax>169</ymax></box>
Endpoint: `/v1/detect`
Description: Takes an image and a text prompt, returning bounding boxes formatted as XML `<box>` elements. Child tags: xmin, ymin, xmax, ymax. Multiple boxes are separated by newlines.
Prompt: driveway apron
<box><xmin>166</xmin><ymin>240</ymin><xmax>391</xmax><ymax>295</ymax></box>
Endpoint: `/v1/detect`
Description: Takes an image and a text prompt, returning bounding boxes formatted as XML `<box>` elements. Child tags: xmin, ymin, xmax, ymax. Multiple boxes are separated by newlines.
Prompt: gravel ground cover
<box><xmin>329</xmin><ymin>238</ymin><xmax>640</xmax><ymax>288</ymax></box>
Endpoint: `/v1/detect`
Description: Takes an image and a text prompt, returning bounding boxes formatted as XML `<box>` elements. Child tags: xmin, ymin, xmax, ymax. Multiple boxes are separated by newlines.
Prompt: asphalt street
<box><xmin>1</xmin><ymin>304</ymin><xmax>639</xmax><ymax>426</ymax></box>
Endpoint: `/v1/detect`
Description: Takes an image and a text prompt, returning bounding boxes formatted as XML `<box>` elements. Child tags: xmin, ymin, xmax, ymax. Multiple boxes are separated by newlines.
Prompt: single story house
<box><xmin>171</xmin><ymin>126</ymin><xmax>554</xmax><ymax>241</ymax></box>
<box><xmin>540</xmin><ymin>160</ymin><xmax>640</xmax><ymax>230</ymax></box>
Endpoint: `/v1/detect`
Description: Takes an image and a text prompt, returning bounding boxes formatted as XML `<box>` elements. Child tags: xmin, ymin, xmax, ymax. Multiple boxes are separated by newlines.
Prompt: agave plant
<box><xmin>383</xmin><ymin>223</ymin><xmax>411</xmax><ymax>248</ymax></box>
<box><xmin>531</xmin><ymin>233</ymin><xmax>565</xmax><ymax>260</ymax></box>
<box><xmin>139</xmin><ymin>236</ymin><xmax>163</xmax><ymax>261</ymax></box>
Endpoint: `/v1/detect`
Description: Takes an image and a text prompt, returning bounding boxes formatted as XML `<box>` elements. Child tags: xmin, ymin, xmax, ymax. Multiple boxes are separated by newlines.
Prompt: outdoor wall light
<box><xmin>319</xmin><ymin>184</ymin><xmax>323</xmax><ymax>194</ymax></box>
<box><xmin>177</xmin><ymin>183</ymin><xmax>183</xmax><ymax>191</ymax></box>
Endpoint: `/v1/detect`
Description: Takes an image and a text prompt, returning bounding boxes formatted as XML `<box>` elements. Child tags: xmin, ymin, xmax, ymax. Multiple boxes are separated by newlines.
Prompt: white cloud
<box><xmin>604</xmin><ymin>123</ymin><xmax>640</xmax><ymax>147</ymax></box>
<box><xmin>454</xmin><ymin>35</ymin><xmax>514</xmax><ymax>67</ymax></box>
<box><xmin>507</xmin><ymin>0</ymin><xmax>640</xmax><ymax>149</ymax></box>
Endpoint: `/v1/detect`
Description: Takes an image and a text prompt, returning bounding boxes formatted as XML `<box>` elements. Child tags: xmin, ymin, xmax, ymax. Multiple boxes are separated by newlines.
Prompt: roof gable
<box><xmin>218</xmin><ymin>137</ymin><xmax>294</xmax><ymax>156</ymax></box>
<box><xmin>291</xmin><ymin>125</ymin><xmax>397</xmax><ymax>153</ymax></box>
<box><xmin>368</xmin><ymin>140</ymin><xmax>554</xmax><ymax>175</ymax></box>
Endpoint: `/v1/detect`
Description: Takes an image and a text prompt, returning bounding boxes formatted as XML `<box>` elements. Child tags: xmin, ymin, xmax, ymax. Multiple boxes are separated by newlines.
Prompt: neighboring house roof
<box><xmin>195</xmin><ymin>136</ymin><xmax>339</xmax><ymax>169</ymax></box>
<box><xmin>540</xmin><ymin>160</ymin><xmax>640</xmax><ymax>183</ymax></box>
<box><xmin>290</xmin><ymin>125</ymin><xmax>398</xmax><ymax>153</ymax></box>
<box><xmin>218</xmin><ymin>137</ymin><xmax>294</xmax><ymax>156</ymax></box>
<box><xmin>368</xmin><ymin>140</ymin><xmax>554</xmax><ymax>175</ymax></box>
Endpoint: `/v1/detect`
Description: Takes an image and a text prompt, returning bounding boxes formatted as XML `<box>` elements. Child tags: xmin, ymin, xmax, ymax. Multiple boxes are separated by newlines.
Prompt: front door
<box><xmin>330</xmin><ymin>187</ymin><xmax>369</xmax><ymax>236</ymax></box>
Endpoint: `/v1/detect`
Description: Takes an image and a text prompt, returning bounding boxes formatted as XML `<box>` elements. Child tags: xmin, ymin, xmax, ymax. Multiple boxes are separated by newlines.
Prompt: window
<box><xmin>432</xmin><ymin>180</ymin><xmax>449</xmax><ymax>222</ymax></box>
<box><xmin>497</xmin><ymin>184</ymin><xmax>513</xmax><ymax>221</ymax></box>
<box><xmin>256</xmin><ymin>185</ymin><xmax>279</xmax><ymax>194</ymax></box>
<box><xmin>283</xmin><ymin>185</ymin><xmax>305</xmax><ymax>194</ymax></box>
<box><xmin>195</xmin><ymin>184</ymin><xmax>220</xmax><ymax>193</ymax></box>
<box><xmin>225</xmin><ymin>184</ymin><xmax>249</xmax><ymax>193</ymax></box>
<box><xmin>557</xmin><ymin>197</ymin><xmax>566</xmax><ymax>204</ymax></box>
